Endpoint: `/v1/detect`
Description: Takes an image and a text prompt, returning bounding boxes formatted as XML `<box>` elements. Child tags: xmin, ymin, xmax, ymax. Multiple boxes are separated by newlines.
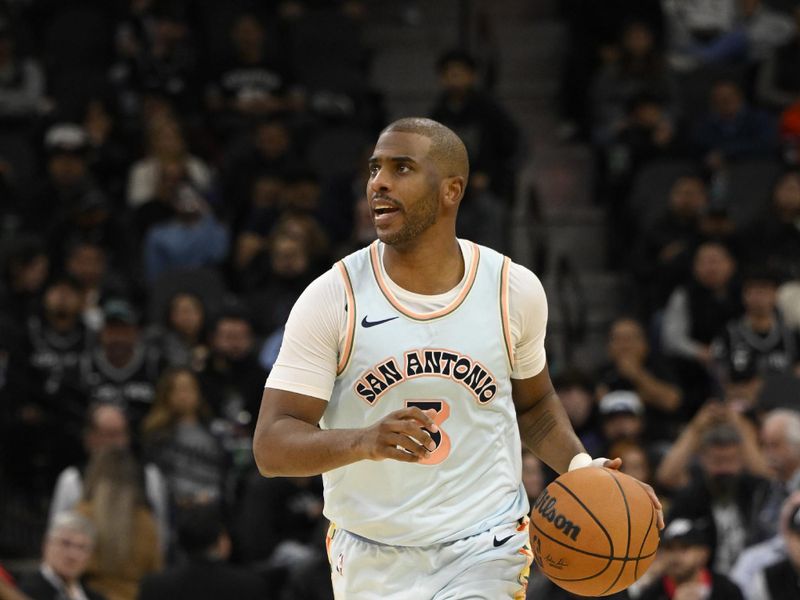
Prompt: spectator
<box><xmin>64</xmin><ymin>241</ymin><xmax>128</xmax><ymax>333</ymax></box>
<box><xmin>145</xmin><ymin>292</ymin><xmax>209</xmax><ymax>370</ymax></box>
<box><xmin>597</xmin><ymin>317</ymin><xmax>683</xmax><ymax>440</ymax></box>
<box><xmin>597</xmin><ymin>390</ymin><xmax>646</xmax><ymax>451</ymax></box>
<box><xmin>712</xmin><ymin>267</ymin><xmax>800</xmax><ymax>384</ymax></box>
<box><xmin>608</xmin><ymin>438</ymin><xmax>654</xmax><ymax>487</ymax></box>
<box><xmin>142</xmin><ymin>183</ymin><xmax>229</xmax><ymax>283</ymax></box>
<box><xmin>112</xmin><ymin>6</ymin><xmax>198</xmax><ymax>118</ymax></box>
<box><xmin>692</xmin><ymin>79</ymin><xmax>778</xmax><ymax>171</ymax></box>
<box><xmin>553</xmin><ymin>368</ymin><xmax>603</xmax><ymax>458</ymax></box>
<box><xmin>137</xmin><ymin>504</ymin><xmax>267</xmax><ymax>600</ymax></box>
<box><xmin>751</xmin><ymin>410</ymin><xmax>800</xmax><ymax>543</ymax></box>
<box><xmin>0</xmin><ymin>235</ymin><xmax>50</xmax><ymax>324</ymax></box>
<box><xmin>22</xmin><ymin>274</ymin><xmax>92</xmax><ymax>472</ymax></box>
<box><xmin>80</xmin><ymin>298</ymin><xmax>161</xmax><ymax>429</ymax></box>
<box><xmin>126</xmin><ymin>118</ymin><xmax>212</xmax><ymax>210</ymax></box>
<box><xmin>141</xmin><ymin>368</ymin><xmax>228</xmax><ymax>514</ymax></box>
<box><xmin>661</xmin><ymin>0</ymin><xmax>746</xmax><ymax>70</ymax></box>
<box><xmin>590</xmin><ymin>21</ymin><xmax>674</xmax><ymax>145</ymax></box>
<box><xmin>600</xmin><ymin>94</ymin><xmax>679</xmax><ymax>256</ymax></box>
<box><xmin>231</xmin><ymin>171</ymin><xmax>285</xmax><ymax>271</ymax></box>
<box><xmin>23</xmin><ymin>124</ymin><xmax>106</xmax><ymax>237</ymax></box>
<box><xmin>636</xmin><ymin>517</ymin><xmax>744</xmax><ymax>600</ymax></box>
<box><xmin>634</xmin><ymin>174</ymin><xmax>710</xmax><ymax>312</ymax></box>
<box><xmin>0</xmin><ymin>16</ymin><xmax>47</xmax><ymax>121</ymax></box>
<box><xmin>0</xmin><ymin>15</ymin><xmax>47</xmax><ymax>184</ymax></box>
<box><xmin>76</xmin><ymin>448</ymin><xmax>162</xmax><ymax>600</ymax></box>
<box><xmin>198</xmin><ymin>308</ymin><xmax>267</xmax><ymax>430</ymax></box>
<box><xmin>221</xmin><ymin>117</ymin><xmax>300</xmax><ymax>231</ymax></box>
<box><xmin>741</xmin><ymin>168</ymin><xmax>800</xmax><ymax>281</ymax></box>
<box><xmin>661</xmin><ymin>241</ymin><xmax>742</xmax><ymax>390</ymax></box>
<box><xmin>236</xmin><ymin>469</ymin><xmax>323</xmax><ymax>569</ymax></box>
<box><xmin>430</xmin><ymin>49</ymin><xmax>521</xmax><ymax>203</ymax></box>
<box><xmin>25</xmin><ymin>274</ymin><xmax>89</xmax><ymax>403</ymax></box>
<box><xmin>747</xmin><ymin>495</ymin><xmax>800</xmax><ymax>600</ymax></box>
<box><xmin>757</xmin><ymin>7</ymin><xmax>800</xmax><ymax>111</ymax></box>
<box><xmin>241</xmin><ymin>229</ymin><xmax>319</xmax><ymax>333</ymax></box>
<box><xmin>49</xmin><ymin>403</ymin><xmax>169</xmax><ymax>554</ymax></box>
<box><xmin>18</xmin><ymin>512</ymin><xmax>106</xmax><ymax>600</ymax></box>
<box><xmin>659</xmin><ymin>418</ymin><xmax>769</xmax><ymax>572</ymax></box>
<box><xmin>205</xmin><ymin>13</ymin><xmax>290</xmax><ymax>138</ymax></box>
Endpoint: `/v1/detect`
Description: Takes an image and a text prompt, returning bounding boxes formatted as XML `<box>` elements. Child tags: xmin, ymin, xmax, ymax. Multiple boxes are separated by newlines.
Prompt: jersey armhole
<box><xmin>500</xmin><ymin>256</ymin><xmax>514</xmax><ymax>370</ymax></box>
<box><xmin>336</xmin><ymin>261</ymin><xmax>357</xmax><ymax>375</ymax></box>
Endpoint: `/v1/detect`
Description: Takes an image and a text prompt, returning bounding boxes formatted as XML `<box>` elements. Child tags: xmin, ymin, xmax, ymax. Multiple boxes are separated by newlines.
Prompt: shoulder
<box><xmin>18</xmin><ymin>572</ymin><xmax>53</xmax><ymax>595</ymax></box>
<box><xmin>507</xmin><ymin>261</ymin><xmax>546</xmax><ymax>300</ymax></box>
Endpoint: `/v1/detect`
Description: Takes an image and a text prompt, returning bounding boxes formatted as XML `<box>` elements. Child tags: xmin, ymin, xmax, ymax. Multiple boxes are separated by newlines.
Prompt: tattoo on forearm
<box><xmin>524</xmin><ymin>410</ymin><xmax>557</xmax><ymax>448</ymax></box>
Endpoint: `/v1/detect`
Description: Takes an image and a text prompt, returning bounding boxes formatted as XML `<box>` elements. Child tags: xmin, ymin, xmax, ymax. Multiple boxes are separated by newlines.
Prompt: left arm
<box><xmin>512</xmin><ymin>364</ymin><xmax>585</xmax><ymax>474</ymax></box>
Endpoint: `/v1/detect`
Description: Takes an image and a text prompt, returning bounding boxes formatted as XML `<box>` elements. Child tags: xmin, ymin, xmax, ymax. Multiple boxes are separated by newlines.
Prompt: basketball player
<box><xmin>253</xmin><ymin>118</ymin><xmax>664</xmax><ymax>599</ymax></box>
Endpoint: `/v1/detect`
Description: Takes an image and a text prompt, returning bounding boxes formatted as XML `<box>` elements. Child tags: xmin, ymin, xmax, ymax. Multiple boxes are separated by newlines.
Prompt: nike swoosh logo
<box><xmin>361</xmin><ymin>316</ymin><xmax>398</xmax><ymax>328</ymax></box>
<box><xmin>493</xmin><ymin>534</ymin><xmax>513</xmax><ymax>547</ymax></box>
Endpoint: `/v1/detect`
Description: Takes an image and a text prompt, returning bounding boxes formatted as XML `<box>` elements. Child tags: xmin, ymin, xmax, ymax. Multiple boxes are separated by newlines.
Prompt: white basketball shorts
<box><xmin>325</xmin><ymin>516</ymin><xmax>533</xmax><ymax>599</ymax></box>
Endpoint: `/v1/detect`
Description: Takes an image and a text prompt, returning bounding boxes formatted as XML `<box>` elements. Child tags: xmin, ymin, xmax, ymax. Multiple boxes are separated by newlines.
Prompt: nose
<box><xmin>368</xmin><ymin>167</ymin><xmax>391</xmax><ymax>194</ymax></box>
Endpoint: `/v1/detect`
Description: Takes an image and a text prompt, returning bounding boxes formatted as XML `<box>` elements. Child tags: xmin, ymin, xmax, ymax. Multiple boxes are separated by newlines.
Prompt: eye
<box><xmin>397</xmin><ymin>164</ymin><xmax>411</xmax><ymax>174</ymax></box>
<box><xmin>368</xmin><ymin>165</ymin><xmax>379</xmax><ymax>177</ymax></box>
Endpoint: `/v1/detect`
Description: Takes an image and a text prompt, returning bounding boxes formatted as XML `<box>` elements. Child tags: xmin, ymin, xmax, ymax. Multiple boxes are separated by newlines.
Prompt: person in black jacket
<box><xmin>137</xmin><ymin>504</ymin><xmax>268</xmax><ymax>600</ymax></box>
<box><xmin>750</xmin><ymin>498</ymin><xmax>800</xmax><ymax>600</ymax></box>
<box><xmin>18</xmin><ymin>512</ymin><xmax>107</xmax><ymax>600</ymax></box>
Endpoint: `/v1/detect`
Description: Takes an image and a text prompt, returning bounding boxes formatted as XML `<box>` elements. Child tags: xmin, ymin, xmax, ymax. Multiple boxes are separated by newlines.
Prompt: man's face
<box><xmin>213</xmin><ymin>318</ymin><xmax>253</xmax><ymax>361</ymax></box>
<box><xmin>48</xmin><ymin>154</ymin><xmax>87</xmax><ymax>188</ymax></box>
<box><xmin>367</xmin><ymin>131</ymin><xmax>440</xmax><ymax>247</ymax></box>
<box><xmin>762</xmin><ymin>419</ymin><xmax>800</xmax><ymax>481</ymax></box>
<box><xmin>693</xmin><ymin>244</ymin><xmax>734</xmax><ymax>291</ymax></box>
<box><xmin>743</xmin><ymin>282</ymin><xmax>776</xmax><ymax>316</ymax></box>
<box><xmin>100</xmin><ymin>322</ymin><xmax>139</xmax><ymax>364</ymax></box>
<box><xmin>44</xmin><ymin>528</ymin><xmax>93</xmax><ymax>582</ymax></box>
<box><xmin>669</xmin><ymin>177</ymin><xmax>708</xmax><ymax>217</ymax></box>
<box><xmin>700</xmin><ymin>444</ymin><xmax>744</xmax><ymax>496</ymax></box>
<box><xmin>43</xmin><ymin>283</ymin><xmax>82</xmax><ymax>323</ymax></box>
<box><xmin>602</xmin><ymin>413</ymin><xmax>643</xmax><ymax>443</ymax></box>
<box><xmin>270</xmin><ymin>235</ymin><xmax>309</xmax><ymax>278</ymax></box>
<box><xmin>85</xmin><ymin>406</ymin><xmax>130</xmax><ymax>453</ymax></box>
<box><xmin>608</xmin><ymin>319</ymin><xmax>647</xmax><ymax>361</ymax></box>
<box><xmin>712</xmin><ymin>83</ymin><xmax>743</xmax><ymax>119</ymax></box>
<box><xmin>66</xmin><ymin>245</ymin><xmax>106</xmax><ymax>288</ymax></box>
<box><xmin>440</xmin><ymin>61</ymin><xmax>476</xmax><ymax>94</ymax></box>
<box><xmin>662</xmin><ymin>543</ymin><xmax>709</xmax><ymax>583</ymax></box>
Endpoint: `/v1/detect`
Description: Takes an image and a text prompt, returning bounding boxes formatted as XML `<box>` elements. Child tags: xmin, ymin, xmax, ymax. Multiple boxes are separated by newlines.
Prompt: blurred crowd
<box><xmin>1</xmin><ymin>0</ymin><xmax>800</xmax><ymax>599</ymax></box>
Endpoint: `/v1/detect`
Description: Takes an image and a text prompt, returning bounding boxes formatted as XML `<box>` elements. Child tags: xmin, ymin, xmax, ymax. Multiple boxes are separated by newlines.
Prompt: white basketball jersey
<box><xmin>323</xmin><ymin>240</ymin><xmax>528</xmax><ymax>546</ymax></box>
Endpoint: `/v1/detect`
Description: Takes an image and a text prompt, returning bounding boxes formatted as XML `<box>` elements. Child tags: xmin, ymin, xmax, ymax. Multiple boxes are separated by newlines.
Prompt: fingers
<box><xmin>642</xmin><ymin>483</ymin><xmax>665</xmax><ymax>530</ymax></box>
<box><xmin>397</xmin><ymin>406</ymin><xmax>438</xmax><ymax>433</ymax></box>
<box><xmin>603</xmin><ymin>457</ymin><xmax>622</xmax><ymax>470</ymax></box>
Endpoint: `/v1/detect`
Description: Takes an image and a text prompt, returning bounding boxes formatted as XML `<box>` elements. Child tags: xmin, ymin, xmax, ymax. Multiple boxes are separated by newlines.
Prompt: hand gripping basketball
<box><xmin>529</xmin><ymin>457</ymin><xmax>664</xmax><ymax>596</ymax></box>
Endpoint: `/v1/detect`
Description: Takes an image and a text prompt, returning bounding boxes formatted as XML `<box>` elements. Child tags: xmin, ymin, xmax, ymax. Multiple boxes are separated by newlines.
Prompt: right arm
<box><xmin>251</xmin><ymin>267</ymin><xmax>436</xmax><ymax>477</ymax></box>
<box><xmin>252</xmin><ymin>389</ymin><xmax>437</xmax><ymax>477</ymax></box>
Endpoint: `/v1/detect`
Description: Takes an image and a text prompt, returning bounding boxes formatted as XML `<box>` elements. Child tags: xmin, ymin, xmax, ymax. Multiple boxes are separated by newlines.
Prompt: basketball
<box><xmin>530</xmin><ymin>467</ymin><xmax>660</xmax><ymax>597</ymax></box>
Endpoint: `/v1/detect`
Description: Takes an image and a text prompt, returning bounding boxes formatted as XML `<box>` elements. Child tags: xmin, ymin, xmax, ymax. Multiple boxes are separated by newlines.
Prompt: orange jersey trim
<box><xmin>368</xmin><ymin>241</ymin><xmax>481</xmax><ymax>322</ymax></box>
<box><xmin>500</xmin><ymin>256</ymin><xmax>514</xmax><ymax>369</ymax></box>
<box><xmin>337</xmin><ymin>262</ymin><xmax>356</xmax><ymax>375</ymax></box>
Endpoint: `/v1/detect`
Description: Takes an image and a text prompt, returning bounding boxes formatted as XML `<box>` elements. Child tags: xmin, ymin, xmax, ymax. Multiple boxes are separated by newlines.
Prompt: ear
<box><xmin>441</xmin><ymin>176</ymin><xmax>466</xmax><ymax>208</ymax></box>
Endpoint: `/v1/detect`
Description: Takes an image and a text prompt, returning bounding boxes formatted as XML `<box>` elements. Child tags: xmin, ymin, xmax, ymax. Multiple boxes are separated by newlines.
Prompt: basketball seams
<box><xmin>635</xmin><ymin>499</ymin><xmax>656</xmax><ymax>580</ymax></box>
<box><xmin>529</xmin><ymin>518</ymin><xmax>658</xmax><ymax>562</ymax></box>
<box><xmin>552</xmin><ymin>480</ymin><xmax>615</xmax><ymax>557</ymax></box>
<box><xmin>600</xmin><ymin>469</ymin><xmax>633</xmax><ymax>595</ymax></box>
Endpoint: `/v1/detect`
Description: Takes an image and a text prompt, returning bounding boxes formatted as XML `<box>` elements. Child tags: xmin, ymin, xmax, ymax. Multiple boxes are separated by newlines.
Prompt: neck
<box><xmin>382</xmin><ymin>235</ymin><xmax>463</xmax><ymax>294</ymax></box>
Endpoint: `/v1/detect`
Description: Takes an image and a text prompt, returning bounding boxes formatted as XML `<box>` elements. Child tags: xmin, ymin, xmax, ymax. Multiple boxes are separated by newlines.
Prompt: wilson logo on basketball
<box><xmin>533</xmin><ymin>490</ymin><xmax>582</xmax><ymax>541</ymax></box>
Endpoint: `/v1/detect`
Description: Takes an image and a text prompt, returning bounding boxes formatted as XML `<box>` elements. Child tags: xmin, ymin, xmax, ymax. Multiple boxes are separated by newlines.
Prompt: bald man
<box><xmin>253</xmin><ymin>118</ymin><xmax>662</xmax><ymax>599</ymax></box>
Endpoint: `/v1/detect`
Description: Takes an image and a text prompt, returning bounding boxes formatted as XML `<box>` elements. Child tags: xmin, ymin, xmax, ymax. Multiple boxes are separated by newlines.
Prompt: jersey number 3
<box><xmin>405</xmin><ymin>399</ymin><xmax>451</xmax><ymax>465</ymax></box>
